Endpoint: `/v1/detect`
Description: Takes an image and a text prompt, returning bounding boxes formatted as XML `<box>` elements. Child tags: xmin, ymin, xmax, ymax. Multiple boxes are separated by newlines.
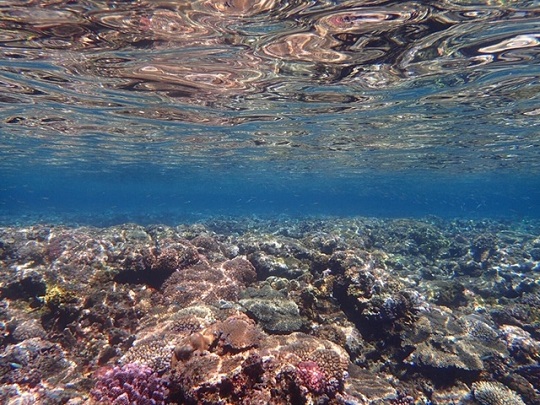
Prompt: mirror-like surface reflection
<box><xmin>0</xmin><ymin>0</ymin><xmax>539</xmax><ymax>175</ymax></box>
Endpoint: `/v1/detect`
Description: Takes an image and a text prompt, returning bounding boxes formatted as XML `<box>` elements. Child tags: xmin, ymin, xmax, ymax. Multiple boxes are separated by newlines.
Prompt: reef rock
<box><xmin>239</xmin><ymin>285</ymin><xmax>304</xmax><ymax>333</ymax></box>
<box><xmin>402</xmin><ymin>309</ymin><xmax>508</xmax><ymax>371</ymax></box>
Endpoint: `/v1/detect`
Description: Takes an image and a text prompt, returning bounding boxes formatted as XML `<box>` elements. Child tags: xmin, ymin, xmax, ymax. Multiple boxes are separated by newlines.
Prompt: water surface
<box><xmin>1</xmin><ymin>0</ymin><xmax>539</xmax><ymax>223</ymax></box>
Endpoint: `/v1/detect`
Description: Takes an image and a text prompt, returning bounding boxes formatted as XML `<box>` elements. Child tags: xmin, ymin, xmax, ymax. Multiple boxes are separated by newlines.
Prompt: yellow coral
<box><xmin>44</xmin><ymin>285</ymin><xmax>76</xmax><ymax>308</ymax></box>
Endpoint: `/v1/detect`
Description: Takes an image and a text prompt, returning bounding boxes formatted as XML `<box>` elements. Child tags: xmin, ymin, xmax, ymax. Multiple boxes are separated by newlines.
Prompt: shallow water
<box><xmin>2</xmin><ymin>3</ymin><xmax>540</xmax><ymax>404</ymax></box>
<box><xmin>1</xmin><ymin>0</ymin><xmax>540</xmax><ymax>223</ymax></box>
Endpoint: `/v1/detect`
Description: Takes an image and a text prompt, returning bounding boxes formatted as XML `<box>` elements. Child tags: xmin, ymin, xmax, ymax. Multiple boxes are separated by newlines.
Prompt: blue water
<box><xmin>1</xmin><ymin>1</ymin><xmax>540</xmax><ymax>225</ymax></box>
<box><xmin>2</xmin><ymin>165</ymin><xmax>539</xmax><ymax>225</ymax></box>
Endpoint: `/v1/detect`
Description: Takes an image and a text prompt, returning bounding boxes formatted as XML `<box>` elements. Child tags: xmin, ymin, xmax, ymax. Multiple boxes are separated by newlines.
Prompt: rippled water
<box><xmin>1</xmin><ymin>0</ymin><xmax>540</xmax><ymax>222</ymax></box>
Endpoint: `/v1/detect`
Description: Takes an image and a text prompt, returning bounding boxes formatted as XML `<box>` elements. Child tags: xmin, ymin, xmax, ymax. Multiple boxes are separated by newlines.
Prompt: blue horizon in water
<box><xmin>2</xmin><ymin>164</ymin><xmax>539</xmax><ymax>226</ymax></box>
<box><xmin>1</xmin><ymin>1</ymin><xmax>540</xmax><ymax>227</ymax></box>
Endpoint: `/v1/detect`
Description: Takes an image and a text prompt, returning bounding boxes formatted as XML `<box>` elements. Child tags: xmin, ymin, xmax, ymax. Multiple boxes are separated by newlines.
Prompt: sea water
<box><xmin>0</xmin><ymin>0</ymin><xmax>539</xmax><ymax>224</ymax></box>
<box><xmin>1</xmin><ymin>1</ymin><xmax>540</xmax><ymax>404</ymax></box>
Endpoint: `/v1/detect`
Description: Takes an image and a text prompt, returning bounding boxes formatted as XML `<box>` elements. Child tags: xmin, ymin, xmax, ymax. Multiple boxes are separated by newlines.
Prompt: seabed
<box><xmin>0</xmin><ymin>216</ymin><xmax>539</xmax><ymax>404</ymax></box>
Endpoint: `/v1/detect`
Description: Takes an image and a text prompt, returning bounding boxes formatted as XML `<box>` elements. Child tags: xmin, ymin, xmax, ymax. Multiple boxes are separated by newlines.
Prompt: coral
<box><xmin>364</xmin><ymin>290</ymin><xmax>422</xmax><ymax>324</ymax></box>
<box><xmin>390</xmin><ymin>391</ymin><xmax>415</xmax><ymax>404</ymax></box>
<box><xmin>296</xmin><ymin>360</ymin><xmax>327</xmax><ymax>394</ymax></box>
<box><xmin>431</xmin><ymin>280</ymin><xmax>468</xmax><ymax>308</ymax></box>
<box><xmin>312</xmin><ymin>348</ymin><xmax>346</xmax><ymax>382</ymax></box>
<box><xmin>170</xmin><ymin>314</ymin><xmax>263</xmax><ymax>364</ymax></box>
<box><xmin>0</xmin><ymin>272</ymin><xmax>47</xmax><ymax>307</ymax></box>
<box><xmin>222</xmin><ymin>256</ymin><xmax>258</xmax><ymax>284</ymax></box>
<box><xmin>0</xmin><ymin>338</ymin><xmax>73</xmax><ymax>387</ymax></box>
<box><xmin>471</xmin><ymin>234</ymin><xmax>498</xmax><ymax>263</ymax></box>
<box><xmin>44</xmin><ymin>285</ymin><xmax>77</xmax><ymax>309</ymax></box>
<box><xmin>344</xmin><ymin>364</ymin><xmax>398</xmax><ymax>402</ymax></box>
<box><xmin>2</xmin><ymin>218</ymin><xmax>540</xmax><ymax>403</ymax></box>
<box><xmin>516</xmin><ymin>364</ymin><xmax>540</xmax><ymax>393</ymax></box>
<box><xmin>375</xmin><ymin>220</ymin><xmax>448</xmax><ymax>259</ymax></box>
<box><xmin>14</xmin><ymin>240</ymin><xmax>46</xmax><ymax>265</ymax></box>
<box><xmin>11</xmin><ymin>319</ymin><xmax>46</xmax><ymax>341</ymax></box>
<box><xmin>169</xmin><ymin>316</ymin><xmax>349</xmax><ymax>403</ymax></box>
<box><xmin>0</xmin><ymin>383</ymin><xmax>80</xmax><ymax>405</ymax></box>
<box><xmin>472</xmin><ymin>381</ymin><xmax>525</xmax><ymax>405</ymax></box>
<box><xmin>248</xmin><ymin>251</ymin><xmax>307</xmax><ymax>279</ymax></box>
<box><xmin>239</xmin><ymin>285</ymin><xmax>304</xmax><ymax>333</ymax></box>
<box><xmin>120</xmin><ymin>337</ymin><xmax>174</xmax><ymax>372</ymax></box>
<box><xmin>269</xmin><ymin>332</ymin><xmax>349</xmax><ymax>385</ymax></box>
<box><xmin>90</xmin><ymin>363</ymin><xmax>169</xmax><ymax>404</ymax></box>
<box><xmin>402</xmin><ymin>311</ymin><xmax>508</xmax><ymax>371</ymax></box>
<box><xmin>172</xmin><ymin>352</ymin><xmax>223</xmax><ymax>390</ymax></box>
<box><xmin>215</xmin><ymin>314</ymin><xmax>263</xmax><ymax>352</ymax></box>
<box><xmin>117</xmin><ymin>237</ymin><xmax>200</xmax><ymax>289</ymax></box>
<box><xmin>161</xmin><ymin>257</ymin><xmax>257</xmax><ymax>307</ymax></box>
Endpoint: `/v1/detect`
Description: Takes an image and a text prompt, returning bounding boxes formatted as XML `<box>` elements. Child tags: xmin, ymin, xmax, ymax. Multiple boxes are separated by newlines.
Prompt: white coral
<box><xmin>472</xmin><ymin>381</ymin><xmax>526</xmax><ymax>405</ymax></box>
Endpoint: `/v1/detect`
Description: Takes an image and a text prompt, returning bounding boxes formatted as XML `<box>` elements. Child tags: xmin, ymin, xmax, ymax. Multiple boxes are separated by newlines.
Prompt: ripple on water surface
<box><xmin>0</xmin><ymin>0</ymin><xmax>539</xmax><ymax>174</ymax></box>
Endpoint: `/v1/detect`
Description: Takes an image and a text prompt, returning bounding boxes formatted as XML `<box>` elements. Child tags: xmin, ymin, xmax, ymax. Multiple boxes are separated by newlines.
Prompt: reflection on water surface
<box><xmin>0</xmin><ymin>0</ymin><xmax>539</xmax><ymax>173</ymax></box>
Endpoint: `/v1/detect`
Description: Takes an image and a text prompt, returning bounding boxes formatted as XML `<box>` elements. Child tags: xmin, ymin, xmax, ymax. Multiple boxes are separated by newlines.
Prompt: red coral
<box><xmin>296</xmin><ymin>360</ymin><xmax>327</xmax><ymax>394</ymax></box>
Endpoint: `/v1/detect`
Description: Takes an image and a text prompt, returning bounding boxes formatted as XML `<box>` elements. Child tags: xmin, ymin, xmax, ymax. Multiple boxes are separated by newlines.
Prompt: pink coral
<box><xmin>296</xmin><ymin>360</ymin><xmax>327</xmax><ymax>394</ymax></box>
<box><xmin>90</xmin><ymin>363</ymin><xmax>169</xmax><ymax>404</ymax></box>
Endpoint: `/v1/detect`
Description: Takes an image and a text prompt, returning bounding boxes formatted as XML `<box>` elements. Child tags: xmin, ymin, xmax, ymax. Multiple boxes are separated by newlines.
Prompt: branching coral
<box><xmin>472</xmin><ymin>381</ymin><xmax>525</xmax><ymax>405</ymax></box>
<box><xmin>91</xmin><ymin>363</ymin><xmax>169</xmax><ymax>404</ymax></box>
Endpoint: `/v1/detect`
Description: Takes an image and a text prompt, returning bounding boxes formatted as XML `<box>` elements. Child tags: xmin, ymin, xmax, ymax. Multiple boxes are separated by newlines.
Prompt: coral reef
<box><xmin>161</xmin><ymin>257</ymin><xmax>257</xmax><ymax>307</ymax></box>
<box><xmin>0</xmin><ymin>217</ymin><xmax>539</xmax><ymax>403</ymax></box>
<box><xmin>402</xmin><ymin>311</ymin><xmax>508</xmax><ymax>372</ymax></box>
<box><xmin>0</xmin><ymin>338</ymin><xmax>75</xmax><ymax>387</ymax></box>
<box><xmin>169</xmin><ymin>323</ymin><xmax>349</xmax><ymax>404</ymax></box>
<box><xmin>239</xmin><ymin>285</ymin><xmax>305</xmax><ymax>333</ymax></box>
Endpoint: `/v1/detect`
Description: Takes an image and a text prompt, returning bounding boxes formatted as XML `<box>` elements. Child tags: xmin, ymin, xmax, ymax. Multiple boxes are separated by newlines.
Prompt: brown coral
<box><xmin>216</xmin><ymin>314</ymin><xmax>263</xmax><ymax>352</ymax></box>
<box><xmin>161</xmin><ymin>258</ymin><xmax>257</xmax><ymax>307</ymax></box>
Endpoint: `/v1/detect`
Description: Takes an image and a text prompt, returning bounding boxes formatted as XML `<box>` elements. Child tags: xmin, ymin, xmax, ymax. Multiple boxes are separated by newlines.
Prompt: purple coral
<box><xmin>296</xmin><ymin>360</ymin><xmax>327</xmax><ymax>394</ymax></box>
<box><xmin>390</xmin><ymin>391</ymin><xmax>415</xmax><ymax>405</ymax></box>
<box><xmin>90</xmin><ymin>363</ymin><xmax>168</xmax><ymax>404</ymax></box>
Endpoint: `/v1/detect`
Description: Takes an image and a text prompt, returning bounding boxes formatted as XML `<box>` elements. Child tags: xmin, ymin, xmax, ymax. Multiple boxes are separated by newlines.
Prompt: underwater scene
<box><xmin>1</xmin><ymin>0</ymin><xmax>540</xmax><ymax>404</ymax></box>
